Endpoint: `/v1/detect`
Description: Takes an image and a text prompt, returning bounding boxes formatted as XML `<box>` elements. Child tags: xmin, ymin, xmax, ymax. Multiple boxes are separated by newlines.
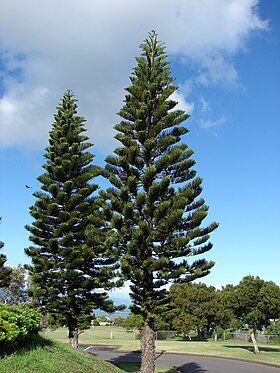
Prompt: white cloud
<box><xmin>0</xmin><ymin>0</ymin><xmax>268</xmax><ymax>151</ymax></box>
<box><xmin>197</xmin><ymin>97</ymin><xmax>227</xmax><ymax>130</ymax></box>
<box><xmin>108</xmin><ymin>282</ymin><xmax>132</xmax><ymax>303</ymax></box>
<box><xmin>0</xmin><ymin>83</ymin><xmax>53</xmax><ymax>147</ymax></box>
<box><xmin>214</xmin><ymin>284</ymin><xmax>223</xmax><ymax>291</ymax></box>
<box><xmin>109</xmin><ymin>282</ymin><xmax>131</xmax><ymax>296</ymax></box>
<box><xmin>195</xmin><ymin>56</ymin><xmax>239</xmax><ymax>87</ymax></box>
<box><xmin>170</xmin><ymin>91</ymin><xmax>194</xmax><ymax>115</ymax></box>
<box><xmin>200</xmin><ymin>97</ymin><xmax>210</xmax><ymax>113</ymax></box>
<box><xmin>200</xmin><ymin>115</ymin><xmax>227</xmax><ymax>129</ymax></box>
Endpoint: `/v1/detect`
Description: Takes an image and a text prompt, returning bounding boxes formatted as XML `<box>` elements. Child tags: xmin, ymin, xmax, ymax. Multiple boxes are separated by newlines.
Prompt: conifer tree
<box><xmin>0</xmin><ymin>241</ymin><xmax>11</xmax><ymax>288</ymax></box>
<box><xmin>103</xmin><ymin>31</ymin><xmax>218</xmax><ymax>372</ymax></box>
<box><xmin>25</xmin><ymin>90</ymin><xmax>120</xmax><ymax>348</ymax></box>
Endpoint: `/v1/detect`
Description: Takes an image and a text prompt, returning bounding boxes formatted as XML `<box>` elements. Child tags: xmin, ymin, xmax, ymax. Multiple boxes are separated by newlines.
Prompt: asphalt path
<box><xmin>80</xmin><ymin>344</ymin><xmax>280</xmax><ymax>373</ymax></box>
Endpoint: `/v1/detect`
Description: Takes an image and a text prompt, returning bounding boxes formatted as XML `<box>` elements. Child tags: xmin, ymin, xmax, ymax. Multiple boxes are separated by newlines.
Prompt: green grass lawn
<box><xmin>43</xmin><ymin>326</ymin><xmax>280</xmax><ymax>367</ymax></box>
<box><xmin>0</xmin><ymin>335</ymin><xmax>122</xmax><ymax>373</ymax></box>
<box><xmin>0</xmin><ymin>335</ymin><xmax>177</xmax><ymax>373</ymax></box>
<box><xmin>2</xmin><ymin>330</ymin><xmax>279</xmax><ymax>373</ymax></box>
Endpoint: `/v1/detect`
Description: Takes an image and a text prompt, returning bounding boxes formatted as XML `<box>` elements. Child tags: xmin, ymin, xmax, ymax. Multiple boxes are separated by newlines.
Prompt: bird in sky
<box><xmin>25</xmin><ymin>185</ymin><xmax>32</xmax><ymax>189</ymax></box>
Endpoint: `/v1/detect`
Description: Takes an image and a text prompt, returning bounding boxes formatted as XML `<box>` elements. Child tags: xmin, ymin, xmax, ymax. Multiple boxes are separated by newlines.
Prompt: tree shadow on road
<box><xmin>89</xmin><ymin>348</ymin><xmax>207</xmax><ymax>373</ymax></box>
<box><xmin>176</xmin><ymin>362</ymin><xmax>207</xmax><ymax>373</ymax></box>
<box><xmin>113</xmin><ymin>360</ymin><xmax>206</xmax><ymax>373</ymax></box>
<box><xmin>89</xmin><ymin>350</ymin><xmax>141</xmax><ymax>370</ymax></box>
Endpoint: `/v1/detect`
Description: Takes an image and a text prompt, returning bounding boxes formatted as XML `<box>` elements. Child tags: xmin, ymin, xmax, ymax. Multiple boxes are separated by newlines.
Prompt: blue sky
<box><xmin>0</xmin><ymin>0</ymin><xmax>279</xmax><ymax>293</ymax></box>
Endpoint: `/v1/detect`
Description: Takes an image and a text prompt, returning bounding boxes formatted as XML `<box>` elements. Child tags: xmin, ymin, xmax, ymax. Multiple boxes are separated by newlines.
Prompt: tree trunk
<box><xmin>140</xmin><ymin>322</ymin><xmax>156</xmax><ymax>373</ymax></box>
<box><xmin>251</xmin><ymin>329</ymin><xmax>260</xmax><ymax>354</ymax></box>
<box><xmin>69</xmin><ymin>319</ymin><xmax>79</xmax><ymax>349</ymax></box>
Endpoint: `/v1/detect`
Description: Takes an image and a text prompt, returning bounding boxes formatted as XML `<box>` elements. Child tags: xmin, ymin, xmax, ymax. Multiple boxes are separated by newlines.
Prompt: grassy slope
<box><xmin>0</xmin><ymin>335</ymin><xmax>123</xmax><ymax>373</ymax></box>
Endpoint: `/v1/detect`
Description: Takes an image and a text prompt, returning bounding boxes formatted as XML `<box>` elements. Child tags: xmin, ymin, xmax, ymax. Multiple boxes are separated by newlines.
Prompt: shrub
<box><xmin>265</xmin><ymin>320</ymin><xmax>280</xmax><ymax>336</ymax></box>
<box><xmin>0</xmin><ymin>304</ymin><xmax>41</xmax><ymax>347</ymax></box>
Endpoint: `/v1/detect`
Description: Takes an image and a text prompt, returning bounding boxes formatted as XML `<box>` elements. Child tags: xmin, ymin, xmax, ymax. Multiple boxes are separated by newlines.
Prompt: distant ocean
<box><xmin>93</xmin><ymin>308</ymin><xmax>131</xmax><ymax>318</ymax></box>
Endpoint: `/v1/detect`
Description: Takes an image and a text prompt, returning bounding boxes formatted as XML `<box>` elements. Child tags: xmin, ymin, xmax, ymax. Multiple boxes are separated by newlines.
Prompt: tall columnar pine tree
<box><xmin>103</xmin><ymin>31</ymin><xmax>218</xmax><ymax>373</ymax></box>
<box><xmin>0</xmin><ymin>241</ymin><xmax>12</xmax><ymax>288</ymax></box>
<box><xmin>25</xmin><ymin>90</ymin><xmax>120</xmax><ymax>348</ymax></box>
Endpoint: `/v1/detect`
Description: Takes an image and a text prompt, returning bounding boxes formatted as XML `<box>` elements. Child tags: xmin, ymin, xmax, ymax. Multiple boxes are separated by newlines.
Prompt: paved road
<box><xmin>80</xmin><ymin>344</ymin><xmax>280</xmax><ymax>373</ymax></box>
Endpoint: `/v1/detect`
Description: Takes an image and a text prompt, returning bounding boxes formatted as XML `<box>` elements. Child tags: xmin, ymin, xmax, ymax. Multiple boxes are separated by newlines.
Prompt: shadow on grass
<box><xmin>176</xmin><ymin>339</ymin><xmax>209</xmax><ymax>342</ymax></box>
<box><xmin>0</xmin><ymin>334</ymin><xmax>56</xmax><ymax>358</ymax></box>
<box><xmin>224</xmin><ymin>345</ymin><xmax>280</xmax><ymax>354</ymax></box>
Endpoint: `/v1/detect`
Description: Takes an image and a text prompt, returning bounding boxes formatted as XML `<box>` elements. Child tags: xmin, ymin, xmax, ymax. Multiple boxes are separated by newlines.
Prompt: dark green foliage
<box><xmin>122</xmin><ymin>313</ymin><xmax>168</xmax><ymax>332</ymax></box>
<box><xmin>166</xmin><ymin>276</ymin><xmax>280</xmax><ymax>339</ymax></box>
<box><xmin>0</xmin><ymin>240</ymin><xmax>12</xmax><ymax>288</ymax></box>
<box><xmin>103</xmin><ymin>31</ymin><xmax>218</xmax><ymax>325</ymax></box>
<box><xmin>122</xmin><ymin>314</ymin><xmax>143</xmax><ymax>331</ymax></box>
<box><xmin>220</xmin><ymin>276</ymin><xmax>280</xmax><ymax>354</ymax></box>
<box><xmin>0</xmin><ymin>304</ymin><xmax>41</xmax><ymax>348</ymax></box>
<box><xmin>167</xmin><ymin>282</ymin><xmax>220</xmax><ymax>338</ymax></box>
<box><xmin>25</xmin><ymin>91</ymin><xmax>120</xmax><ymax>345</ymax></box>
<box><xmin>221</xmin><ymin>275</ymin><xmax>280</xmax><ymax>330</ymax></box>
<box><xmin>103</xmin><ymin>31</ymin><xmax>218</xmax><ymax>370</ymax></box>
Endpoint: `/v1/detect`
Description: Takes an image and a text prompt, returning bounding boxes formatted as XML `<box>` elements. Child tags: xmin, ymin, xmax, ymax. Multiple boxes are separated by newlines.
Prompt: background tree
<box><xmin>122</xmin><ymin>313</ymin><xmax>168</xmax><ymax>332</ymax></box>
<box><xmin>122</xmin><ymin>314</ymin><xmax>143</xmax><ymax>331</ymax></box>
<box><xmin>221</xmin><ymin>276</ymin><xmax>280</xmax><ymax>354</ymax></box>
<box><xmin>103</xmin><ymin>31</ymin><xmax>218</xmax><ymax>372</ymax></box>
<box><xmin>0</xmin><ymin>265</ymin><xmax>28</xmax><ymax>304</ymax></box>
<box><xmin>218</xmin><ymin>284</ymin><xmax>242</xmax><ymax>332</ymax></box>
<box><xmin>0</xmin><ymin>241</ymin><xmax>11</xmax><ymax>289</ymax></box>
<box><xmin>25</xmin><ymin>90</ymin><xmax>121</xmax><ymax>348</ymax></box>
<box><xmin>167</xmin><ymin>282</ymin><xmax>220</xmax><ymax>339</ymax></box>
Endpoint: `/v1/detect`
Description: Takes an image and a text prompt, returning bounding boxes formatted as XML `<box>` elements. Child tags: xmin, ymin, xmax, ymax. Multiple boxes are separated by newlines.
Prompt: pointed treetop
<box><xmin>139</xmin><ymin>30</ymin><xmax>167</xmax><ymax>65</ymax></box>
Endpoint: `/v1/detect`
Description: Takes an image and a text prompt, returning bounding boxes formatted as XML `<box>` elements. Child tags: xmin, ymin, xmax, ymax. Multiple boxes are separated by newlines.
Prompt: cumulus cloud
<box><xmin>170</xmin><ymin>90</ymin><xmax>194</xmax><ymax>115</ymax></box>
<box><xmin>0</xmin><ymin>0</ymin><xmax>268</xmax><ymax>151</ymax></box>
